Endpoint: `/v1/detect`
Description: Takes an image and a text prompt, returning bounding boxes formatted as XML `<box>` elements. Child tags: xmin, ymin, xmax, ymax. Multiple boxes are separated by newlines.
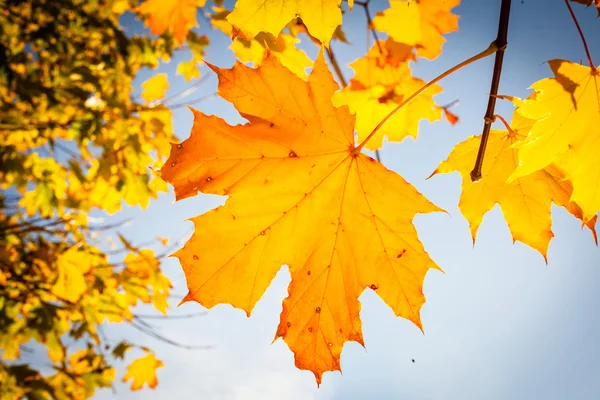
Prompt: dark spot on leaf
<box><xmin>315</xmin><ymin>307</ymin><xmax>321</xmax><ymax>313</ymax></box>
<box><xmin>289</xmin><ymin>151</ymin><xmax>298</xmax><ymax>158</ymax></box>
<box><xmin>308</xmin><ymin>327</ymin><xmax>313</xmax><ymax>332</ymax></box>
<box><xmin>171</xmin><ymin>162</ymin><xmax>176</xmax><ymax>167</ymax></box>
<box><xmin>193</xmin><ymin>255</ymin><xmax>199</xmax><ymax>260</ymax></box>
<box><xmin>307</xmin><ymin>270</ymin><xmax>311</xmax><ymax>275</ymax></box>
<box><xmin>205</xmin><ymin>177</ymin><xmax>212</xmax><ymax>182</ymax></box>
<box><xmin>287</xmin><ymin>322</ymin><xmax>291</xmax><ymax>327</ymax></box>
<box><xmin>370</xmin><ymin>284</ymin><xmax>378</xmax><ymax>290</ymax></box>
<box><xmin>270</xmin><ymin>123</ymin><xmax>274</xmax><ymax>127</ymax></box>
<box><xmin>397</xmin><ymin>249</ymin><xmax>406</xmax><ymax>258</ymax></box>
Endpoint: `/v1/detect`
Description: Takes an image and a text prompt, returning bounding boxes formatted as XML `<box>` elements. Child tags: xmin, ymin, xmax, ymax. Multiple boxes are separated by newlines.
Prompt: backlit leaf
<box><xmin>333</xmin><ymin>40</ymin><xmax>443</xmax><ymax>150</ymax></box>
<box><xmin>161</xmin><ymin>51</ymin><xmax>442</xmax><ymax>383</ymax></box>
<box><xmin>373</xmin><ymin>0</ymin><xmax>460</xmax><ymax>60</ymax></box>
<box><xmin>141</xmin><ymin>74</ymin><xmax>169</xmax><ymax>104</ymax></box>
<box><xmin>431</xmin><ymin>109</ymin><xmax>597</xmax><ymax>258</ymax></box>
<box><xmin>509</xmin><ymin>60</ymin><xmax>600</xmax><ymax>222</ymax></box>
<box><xmin>227</xmin><ymin>0</ymin><xmax>343</xmax><ymax>45</ymax></box>
<box><xmin>137</xmin><ymin>0</ymin><xmax>206</xmax><ymax>45</ymax></box>
<box><xmin>122</xmin><ymin>353</ymin><xmax>164</xmax><ymax>391</ymax></box>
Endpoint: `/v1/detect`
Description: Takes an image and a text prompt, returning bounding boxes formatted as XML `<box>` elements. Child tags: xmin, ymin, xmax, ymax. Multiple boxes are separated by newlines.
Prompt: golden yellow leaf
<box><xmin>333</xmin><ymin>41</ymin><xmax>442</xmax><ymax>150</ymax></box>
<box><xmin>227</xmin><ymin>0</ymin><xmax>343</xmax><ymax>45</ymax></box>
<box><xmin>122</xmin><ymin>353</ymin><xmax>164</xmax><ymax>391</ymax></box>
<box><xmin>52</xmin><ymin>247</ymin><xmax>98</xmax><ymax>303</ymax></box>
<box><xmin>373</xmin><ymin>0</ymin><xmax>460</xmax><ymax>60</ymax></box>
<box><xmin>160</xmin><ymin>51</ymin><xmax>442</xmax><ymax>383</ymax></box>
<box><xmin>137</xmin><ymin>0</ymin><xmax>206</xmax><ymax>45</ymax></box>
<box><xmin>141</xmin><ymin>74</ymin><xmax>169</xmax><ymax>104</ymax></box>
<box><xmin>431</xmin><ymin>110</ymin><xmax>597</xmax><ymax>258</ymax></box>
<box><xmin>509</xmin><ymin>60</ymin><xmax>600</xmax><ymax>222</ymax></box>
<box><xmin>176</xmin><ymin>58</ymin><xmax>201</xmax><ymax>81</ymax></box>
<box><xmin>211</xmin><ymin>7</ymin><xmax>312</xmax><ymax>78</ymax></box>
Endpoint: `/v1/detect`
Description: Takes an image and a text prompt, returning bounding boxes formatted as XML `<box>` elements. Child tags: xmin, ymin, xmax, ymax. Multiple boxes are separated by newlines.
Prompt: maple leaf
<box><xmin>373</xmin><ymin>0</ymin><xmax>460</xmax><ymax>60</ymax></box>
<box><xmin>51</xmin><ymin>247</ymin><xmax>101</xmax><ymax>303</ymax></box>
<box><xmin>137</xmin><ymin>0</ymin><xmax>205</xmax><ymax>45</ymax></box>
<box><xmin>211</xmin><ymin>6</ymin><xmax>312</xmax><ymax>78</ymax></box>
<box><xmin>160</xmin><ymin>51</ymin><xmax>442</xmax><ymax>383</ymax></box>
<box><xmin>177</xmin><ymin>58</ymin><xmax>201</xmax><ymax>81</ymax></box>
<box><xmin>226</xmin><ymin>0</ymin><xmax>343</xmax><ymax>45</ymax></box>
<box><xmin>430</xmin><ymin>109</ymin><xmax>597</xmax><ymax>259</ymax></box>
<box><xmin>141</xmin><ymin>74</ymin><xmax>169</xmax><ymax>104</ymax></box>
<box><xmin>333</xmin><ymin>40</ymin><xmax>443</xmax><ymax>150</ymax></box>
<box><xmin>509</xmin><ymin>60</ymin><xmax>600</xmax><ymax>222</ymax></box>
<box><xmin>122</xmin><ymin>353</ymin><xmax>164</xmax><ymax>391</ymax></box>
<box><xmin>571</xmin><ymin>0</ymin><xmax>600</xmax><ymax>16</ymax></box>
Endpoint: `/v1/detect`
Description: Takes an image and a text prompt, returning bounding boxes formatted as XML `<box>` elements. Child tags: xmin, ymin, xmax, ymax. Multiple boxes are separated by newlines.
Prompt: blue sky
<box><xmin>97</xmin><ymin>1</ymin><xmax>600</xmax><ymax>399</ymax></box>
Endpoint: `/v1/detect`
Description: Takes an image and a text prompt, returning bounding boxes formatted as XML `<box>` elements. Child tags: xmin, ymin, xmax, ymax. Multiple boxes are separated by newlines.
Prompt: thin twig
<box><xmin>134</xmin><ymin>311</ymin><xmax>208</xmax><ymax>319</ymax></box>
<box><xmin>355</xmin><ymin>41</ymin><xmax>500</xmax><ymax>153</ymax></box>
<box><xmin>326</xmin><ymin>47</ymin><xmax>348</xmax><ymax>87</ymax></box>
<box><xmin>357</xmin><ymin>0</ymin><xmax>384</xmax><ymax>54</ymax></box>
<box><xmin>129</xmin><ymin>319</ymin><xmax>213</xmax><ymax>350</ymax></box>
<box><xmin>469</xmin><ymin>0</ymin><xmax>511</xmax><ymax>182</ymax></box>
<box><xmin>564</xmin><ymin>0</ymin><xmax>595</xmax><ymax>69</ymax></box>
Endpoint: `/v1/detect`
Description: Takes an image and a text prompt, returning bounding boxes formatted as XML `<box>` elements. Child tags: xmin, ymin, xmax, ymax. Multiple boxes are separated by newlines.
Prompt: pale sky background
<box><xmin>93</xmin><ymin>0</ymin><xmax>600</xmax><ymax>399</ymax></box>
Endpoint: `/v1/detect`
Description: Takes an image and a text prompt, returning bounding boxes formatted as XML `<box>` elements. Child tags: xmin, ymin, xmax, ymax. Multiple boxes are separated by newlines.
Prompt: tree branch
<box><xmin>564</xmin><ymin>0</ymin><xmax>595</xmax><ymax>69</ymax></box>
<box><xmin>469</xmin><ymin>0</ymin><xmax>512</xmax><ymax>182</ymax></box>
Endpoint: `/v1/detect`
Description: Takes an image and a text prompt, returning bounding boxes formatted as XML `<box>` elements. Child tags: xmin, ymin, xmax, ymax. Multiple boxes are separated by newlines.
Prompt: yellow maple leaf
<box><xmin>431</xmin><ymin>110</ymin><xmax>597</xmax><ymax>258</ymax></box>
<box><xmin>227</xmin><ymin>0</ymin><xmax>343</xmax><ymax>45</ymax></box>
<box><xmin>52</xmin><ymin>247</ymin><xmax>100</xmax><ymax>303</ymax></box>
<box><xmin>373</xmin><ymin>0</ymin><xmax>460</xmax><ymax>60</ymax></box>
<box><xmin>333</xmin><ymin>41</ymin><xmax>443</xmax><ymax>150</ymax></box>
<box><xmin>211</xmin><ymin>6</ymin><xmax>312</xmax><ymax>78</ymax></box>
<box><xmin>141</xmin><ymin>73</ymin><xmax>169</xmax><ymax>104</ymax></box>
<box><xmin>122</xmin><ymin>353</ymin><xmax>164</xmax><ymax>390</ymax></box>
<box><xmin>160</xmin><ymin>51</ymin><xmax>442</xmax><ymax>383</ymax></box>
<box><xmin>509</xmin><ymin>60</ymin><xmax>600</xmax><ymax>222</ymax></box>
<box><xmin>137</xmin><ymin>0</ymin><xmax>206</xmax><ymax>45</ymax></box>
<box><xmin>176</xmin><ymin>58</ymin><xmax>201</xmax><ymax>81</ymax></box>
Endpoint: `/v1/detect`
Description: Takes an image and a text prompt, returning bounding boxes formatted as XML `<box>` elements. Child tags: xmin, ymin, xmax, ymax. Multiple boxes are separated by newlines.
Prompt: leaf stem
<box><xmin>326</xmin><ymin>47</ymin><xmax>348</xmax><ymax>87</ymax></box>
<box><xmin>354</xmin><ymin>41</ymin><xmax>499</xmax><ymax>154</ymax></box>
<box><xmin>564</xmin><ymin>0</ymin><xmax>595</xmax><ymax>69</ymax></box>
<box><xmin>469</xmin><ymin>0</ymin><xmax>512</xmax><ymax>182</ymax></box>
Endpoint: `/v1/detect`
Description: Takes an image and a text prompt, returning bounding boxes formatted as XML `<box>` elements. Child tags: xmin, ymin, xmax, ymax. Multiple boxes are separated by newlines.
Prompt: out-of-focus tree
<box><xmin>0</xmin><ymin>0</ymin><xmax>208</xmax><ymax>398</ymax></box>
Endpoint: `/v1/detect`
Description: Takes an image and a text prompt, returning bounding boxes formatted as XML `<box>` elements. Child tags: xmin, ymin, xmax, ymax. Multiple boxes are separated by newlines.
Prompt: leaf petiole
<box><xmin>353</xmin><ymin>41</ymin><xmax>500</xmax><ymax>155</ymax></box>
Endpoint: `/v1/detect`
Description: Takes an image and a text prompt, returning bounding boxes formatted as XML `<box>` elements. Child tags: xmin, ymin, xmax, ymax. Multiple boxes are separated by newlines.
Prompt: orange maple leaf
<box><xmin>571</xmin><ymin>0</ymin><xmax>600</xmax><ymax>16</ymax></box>
<box><xmin>160</xmin><ymin>51</ymin><xmax>442</xmax><ymax>383</ymax></box>
<box><xmin>137</xmin><ymin>0</ymin><xmax>205</xmax><ymax>45</ymax></box>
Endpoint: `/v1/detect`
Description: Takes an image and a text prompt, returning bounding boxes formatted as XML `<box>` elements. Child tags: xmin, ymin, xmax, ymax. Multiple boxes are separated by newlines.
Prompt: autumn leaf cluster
<box><xmin>1</xmin><ymin>0</ymin><xmax>599</xmax><ymax>397</ymax></box>
<box><xmin>160</xmin><ymin>0</ymin><xmax>600</xmax><ymax>385</ymax></box>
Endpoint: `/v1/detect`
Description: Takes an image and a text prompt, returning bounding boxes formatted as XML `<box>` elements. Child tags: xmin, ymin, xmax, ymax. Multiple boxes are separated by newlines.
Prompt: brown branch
<box><xmin>326</xmin><ymin>47</ymin><xmax>348</xmax><ymax>87</ymax></box>
<box><xmin>356</xmin><ymin>0</ymin><xmax>384</xmax><ymax>54</ymax></box>
<box><xmin>469</xmin><ymin>0</ymin><xmax>512</xmax><ymax>182</ymax></box>
<box><xmin>564</xmin><ymin>0</ymin><xmax>595</xmax><ymax>69</ymax></box>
